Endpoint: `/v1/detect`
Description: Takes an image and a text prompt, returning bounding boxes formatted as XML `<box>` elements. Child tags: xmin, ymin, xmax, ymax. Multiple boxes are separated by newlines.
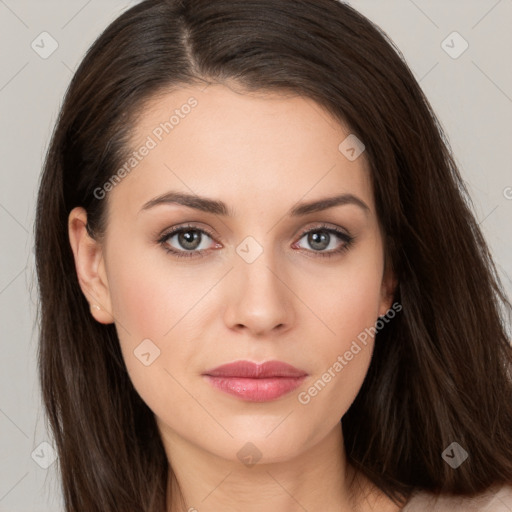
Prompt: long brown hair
<box><xmin>35</xmin><ymin>0</ymin><xmax>512</xmax><ymax>510</ymax></box>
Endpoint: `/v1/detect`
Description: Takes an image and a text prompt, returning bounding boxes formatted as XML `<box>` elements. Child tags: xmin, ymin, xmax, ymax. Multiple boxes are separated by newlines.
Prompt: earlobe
<box><xmin>68</xmin><ymin>207</ymin><xmax>115</xmax><ymax>324</ymax></box>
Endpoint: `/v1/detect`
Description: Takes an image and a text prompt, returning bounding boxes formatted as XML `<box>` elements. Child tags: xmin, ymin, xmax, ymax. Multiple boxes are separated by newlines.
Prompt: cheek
<box><xmin>106</xmin><ymin>243</ymin><xmax>206</xmax><ymax>339</ymax></box>
<box><xmin>104</xmin><ymin>245</ymin><xmax>196</xmax><ymax>376</ymax></box>
<box><xmin>105</xmin><ymin>251</ymin><xmax>202</xmax><ymax>418</ymax></box>
<box><xmin>313</xmin><ymin>251</ymin><xmax>385</xmax><ymax>346</ymax></box>
<box><xmin>295</xmin><ymin>250</ymin><xmax>384</xmax><ymax>418</ymax></box>
<box><xmin>109</xmin><ymin>263</ymin><xmax>165</xmax><ymax>338</ymax></box>
<box><xmin>296</xmin><ymin>281</ymin><xmax>378</xmax><ymax>428</ymax></box>
<box><xmin>103</xmin><ymin>237</ymin><xmax>232</xmax><ymax>388</ymax></box>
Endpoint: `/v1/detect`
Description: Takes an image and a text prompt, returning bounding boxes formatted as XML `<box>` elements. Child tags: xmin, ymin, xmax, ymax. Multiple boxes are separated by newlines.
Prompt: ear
<box><xmin>378</xmin><ymin>257</ymin><xmax>398</xmax><ymax>318</ymax></box>
<box><xmin>68</xmin><ymin>207</ymin><xmax>114</xmax><ymax>324</ymax></box>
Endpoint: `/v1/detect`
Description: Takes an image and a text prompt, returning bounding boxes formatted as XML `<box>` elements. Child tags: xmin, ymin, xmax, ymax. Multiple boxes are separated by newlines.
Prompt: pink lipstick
<box><xmin>202</xmin><ymin>360</ymin><xmax>308</xmax><ymax>402</ymax></box>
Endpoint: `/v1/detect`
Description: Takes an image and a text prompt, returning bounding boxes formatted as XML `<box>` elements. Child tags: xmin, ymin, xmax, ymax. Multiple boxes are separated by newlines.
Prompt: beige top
<box><xmin>402</xmin><ymin>484</ymin><xmax>512</xmax><ymax>511</ymax></box>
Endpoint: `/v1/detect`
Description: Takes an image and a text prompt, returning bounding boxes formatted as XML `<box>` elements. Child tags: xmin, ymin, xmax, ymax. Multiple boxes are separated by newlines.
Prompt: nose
<box><xmin>223</xmin><ymin>249</ymin><xmax>294</xmax><ymax>336</ymax></box>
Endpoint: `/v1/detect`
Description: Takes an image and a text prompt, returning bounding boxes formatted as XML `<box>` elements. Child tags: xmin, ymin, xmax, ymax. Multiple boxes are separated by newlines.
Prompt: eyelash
<box><xmin>157</xmin><ymin>223</ymin><xmax>355</xmax><ymax>260</ymax></box>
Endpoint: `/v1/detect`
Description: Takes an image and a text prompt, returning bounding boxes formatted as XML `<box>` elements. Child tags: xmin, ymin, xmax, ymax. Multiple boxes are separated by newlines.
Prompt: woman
<box><xmin>35</xmin><ymin>0</ymin><xmax>512</xmax><ymax>510</ymax></box>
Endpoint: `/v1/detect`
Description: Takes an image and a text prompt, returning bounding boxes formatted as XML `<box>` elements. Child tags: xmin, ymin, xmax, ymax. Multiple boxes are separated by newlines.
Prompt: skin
<box><xmin>68</xmin><ymin>82</ymin><xmax>400</xmax><ymax>512</ymax></box>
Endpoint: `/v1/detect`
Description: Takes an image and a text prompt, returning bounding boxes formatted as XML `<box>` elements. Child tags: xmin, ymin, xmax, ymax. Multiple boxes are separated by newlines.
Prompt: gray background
<box><xmin>0</xmin><ymin>1</ymin><xmax>511</xmax><ymax>510</ymax></box>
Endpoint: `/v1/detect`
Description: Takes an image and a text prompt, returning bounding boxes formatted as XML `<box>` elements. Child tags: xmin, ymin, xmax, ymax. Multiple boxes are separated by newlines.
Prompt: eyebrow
<box><xmin>139</xmin><ymin>191</ymin><xmax>370</xmax><ymax>217</ymax></box>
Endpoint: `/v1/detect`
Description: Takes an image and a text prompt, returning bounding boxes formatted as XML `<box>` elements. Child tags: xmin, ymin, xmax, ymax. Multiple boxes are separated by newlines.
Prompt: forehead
<box><xmin>109</xmin><ymin>83</ymin><xmax>374</xmax><ymax>218</ymax></box>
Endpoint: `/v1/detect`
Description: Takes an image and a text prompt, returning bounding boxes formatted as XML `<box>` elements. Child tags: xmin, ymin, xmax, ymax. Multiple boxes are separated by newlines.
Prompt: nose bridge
<box><xmin>236</xmin><ymin>235</ymin><xmax>286</xmax><ymax>302</ymax></box>
<box><xmin>225</xmin><ymin>234</ymin><xmax>292</xmax><ymax>333</ymax></box>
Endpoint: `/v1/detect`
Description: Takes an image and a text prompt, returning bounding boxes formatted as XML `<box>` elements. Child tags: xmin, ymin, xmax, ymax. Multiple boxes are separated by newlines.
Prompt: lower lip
<box><xmin>203</xmin><ymin>375</ymin><xmax>307</xmax><ymax>402</ymax></box>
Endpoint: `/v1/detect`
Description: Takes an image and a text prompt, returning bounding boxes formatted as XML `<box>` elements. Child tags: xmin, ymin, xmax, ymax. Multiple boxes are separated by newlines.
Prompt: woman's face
<box><xmin>70</xmin><ymin>83</ymin><xmax>395</xmax><ymax>464</ymax></box>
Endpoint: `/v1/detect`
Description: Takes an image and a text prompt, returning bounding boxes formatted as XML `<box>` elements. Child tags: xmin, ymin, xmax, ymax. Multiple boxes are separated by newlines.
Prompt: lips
<box><xmin>204</xmin><ymin>360</ymin><xmax>308</xmax><ymax>378</ymax></box>
<box><xmin>202</xmin><ymin>360</ymin><xmax>308</xmax><ymax>402</ymax></box>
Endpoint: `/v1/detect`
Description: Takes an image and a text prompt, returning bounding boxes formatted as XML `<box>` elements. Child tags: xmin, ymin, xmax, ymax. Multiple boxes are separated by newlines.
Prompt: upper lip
<box><xmin>203</xmin><ymin>360</ymin><xmax>308</xmax><ymax>378</ymax></box>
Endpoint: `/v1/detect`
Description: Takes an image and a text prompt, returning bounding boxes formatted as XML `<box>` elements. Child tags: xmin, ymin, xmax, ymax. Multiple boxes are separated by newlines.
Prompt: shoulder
<box><xmin>402</xmin><ymin>483</ymin><xmax>512</xmax><ymax>511</ymax></box>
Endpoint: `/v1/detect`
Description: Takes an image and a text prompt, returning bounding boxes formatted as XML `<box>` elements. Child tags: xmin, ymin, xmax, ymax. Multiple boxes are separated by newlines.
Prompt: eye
<box><xmin>157</xmin><ymin>223</ymin><xmax>355</xmax><ymax>259</ymax></box>
<box><xmin>293</xmin><ymin>224</ymin><xmax>354</xmax><ymax>258</ymax></box>
<box><xmin>157</xmin><ymin>225</ymin><xmax>219</xmax><ymax>259</ymax></box>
